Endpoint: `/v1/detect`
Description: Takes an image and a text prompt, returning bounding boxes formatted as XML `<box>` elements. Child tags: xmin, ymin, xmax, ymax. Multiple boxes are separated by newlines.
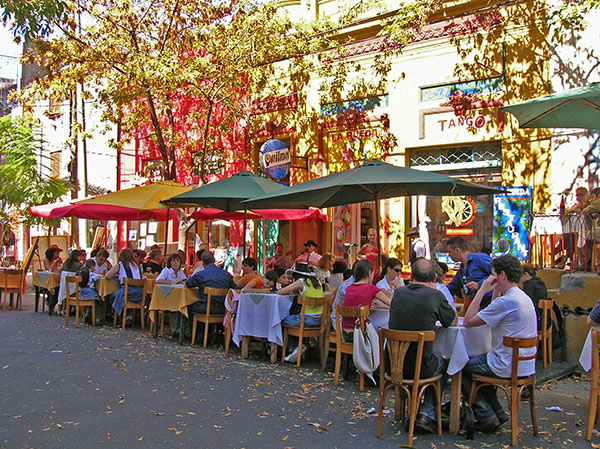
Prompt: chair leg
<box><xmin>75</xmin><ymin>303</ymin><xmax>80</xmax><ymax>329</ymax></box>
<box><xmin>407</xmin><ymin>390</ymin><xmax>418</xmax><ymax>447</ymax></box>
<box><xmin>224</xmin><ymin>325</ymin><xmax>231</xmax><ymax>354</ymax></box>
<box><xmin>295</xmin><ymin>335</ymin><xmax>303</xmax><ymax>367</ymax></box>
<box><xmin>65</xmin><ymin>299</ymin><xmax>70</xmax><ymax>326</ymax></box>
<box><xmin>548</xmin><ymin>331</ymin><xmax>553</xmax><ymax>365</ymax></box>
<box><xmin>113</xmin><ymin>308</ymin><xmax>117</xmax><ymax>327</ymax></box>
<box><xmin>436</xmin><ymin>381</ymin><xmax>443</xmax><ymax>435</ymax></box>
<box><xmin>203</xmin><ymin>320</ymin><xmax>209</xmax><ymax>348</ymax></box>
<box><xmin>510</xmin><ymin>385</ymin><xmax>519</xmax><ymax>446</ymax></box>
<box><xmin>191</xmin><ymin>316</ymin><xmax>198</xmax><ymax>346</ymax></box>
<box><xmin>140</xmin><ymin>307</ymin><xmax>145</xmax><ymax>330</ymax></box>
<box><xmin>542</xmin><ymin>333</ymin><xmax>547</xmax><ymax>369</ymax></box>
<box><xmin>122</xmin><ymin>303</ymin><xmax>127</xmax><ymax>330</ymax></box>
<box><xmin>91</xmin><ymin>303</ymin><xmax>96</xmax><ymax>326</ymax></box>
<box><xmin>529</xmin><ymin>384</ymin><xmax>538</xmax><ymax>435</ymax></box>
<box><xmin>586</xmin><ymin>387</ymin><xmax>598</xmax><ymax>440</ymax></box>
<box><xmin>321</xmin><ymin>336</ymin><xmax>329</xmax><ymax>371</ymax></box>
<box><xmin>334</xmin><ymin>348</ymin><xmax>341</xmax><ymax>386</ymax></box>
<box><xmin>281</xmin><ymin>330</ymin><xmax>289</xmax><ymax>363</ymax></box>
<box><xmin>359</xmin><ymin>372</ymin><xmax>364</xmax><ymax>392</ymax></box>
<box><xmin>376</xmin><ymin>384</ymin><xmax>388</xmax><ymax>437</ymax></box>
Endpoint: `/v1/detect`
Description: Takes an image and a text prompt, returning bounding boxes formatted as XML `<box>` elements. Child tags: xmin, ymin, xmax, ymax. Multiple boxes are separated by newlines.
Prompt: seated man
<box><xmin>264</xmin><ymin>243</ymin><xmax>292</xmax><ymax>271</ymax></box>
<box><xmin>185</xmin><ymin>251</ymin><xmax>236</xmax><ymax>317</ymax></box>
<box><xmin>462</xmin><ymin>254</ymin><xmax>537</xmax><ymax>432</ymax></box>
<box><xmin>235</xmin><ymin>257</ymin><xmax>261</xmax><ymax>289</ymax></box>
<box><xmin>388</xmin><ymin>258</ymin><xmax>457</xmax><ymax>433</ymax></box>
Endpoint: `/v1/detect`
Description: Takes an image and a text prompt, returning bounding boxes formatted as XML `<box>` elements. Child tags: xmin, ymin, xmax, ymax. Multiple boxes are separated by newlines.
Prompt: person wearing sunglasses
<box><xmin>376</xmin><ymin>258</ymin><xmax>404</xmax><ymax>294</ymax></box>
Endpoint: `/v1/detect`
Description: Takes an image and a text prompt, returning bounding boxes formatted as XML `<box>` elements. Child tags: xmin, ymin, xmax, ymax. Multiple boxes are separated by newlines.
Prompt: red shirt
<box><xmin>341</xmin><ymin>283</ymin><xmax>380</xmax><ymax>329</ymax></box>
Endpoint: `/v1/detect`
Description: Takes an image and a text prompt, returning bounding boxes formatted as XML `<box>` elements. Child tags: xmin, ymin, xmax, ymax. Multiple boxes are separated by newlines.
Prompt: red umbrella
<box><xmin>29</xmin><ymin>199</ymin><xmax>170</xmax><ymax>221</ymax></box>
<box><xmin>190</xmin><ymin>207</ymin><xmax>328</xmax><ymax>222</ymax></box>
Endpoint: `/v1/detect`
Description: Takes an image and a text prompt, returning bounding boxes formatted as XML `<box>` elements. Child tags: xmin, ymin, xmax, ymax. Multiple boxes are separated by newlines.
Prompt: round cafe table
<box><xmin>32</xmin><ymin>271</ymin><xmax>60</xmax><ymax>313</ymax></box>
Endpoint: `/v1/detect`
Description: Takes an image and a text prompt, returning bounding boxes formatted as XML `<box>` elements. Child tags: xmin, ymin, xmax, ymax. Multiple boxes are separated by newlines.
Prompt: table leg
<box><xmin>449</xmin><ymin>370</ymin><xmax>462</xmax><ymax>434</ymax></box>
<box><xmin>241</xmin><ymin>336</ymin><xmax>249</xmax><ymax>358</ymax></box>
<box><xmin>154</xmin><ymin>310</ymin><xmax>159</xmax><ymax>338</ymax></box>
<box><xmin>270</xmin><ymin>343</ymin><xmax>277</xmax><ymax>364</ymax></box>
<box><xmin>35</xmin><ymin>286</ymin><xmax>40</xmax><ymax>312</ymax></box>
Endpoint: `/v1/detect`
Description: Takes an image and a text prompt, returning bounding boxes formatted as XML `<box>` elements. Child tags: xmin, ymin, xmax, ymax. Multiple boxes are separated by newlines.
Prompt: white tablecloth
<box><xmin>57</xmin><ymin>271</ymin><xmax>77</xmax><ymax>305</ymax></box>
<box><xmin>578</xmin><ymin>327</ymin><xmax>600</xmax><ymax>371</ymax></box>
<box><xmin>433</xmin><ymin>324</ymin><xmax>492</xmax><ymax>375</ymax></box>
<box><xmin>232</xmin><ymin>293</ymin><xmax>293</xmax><ymax>347</ymax></box>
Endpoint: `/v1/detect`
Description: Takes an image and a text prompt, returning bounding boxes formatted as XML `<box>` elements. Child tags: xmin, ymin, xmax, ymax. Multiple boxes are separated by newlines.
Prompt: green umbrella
<box><xmin>242</xmin><ymin>160</ymin><xmax>501</xmax><ymax>266</ymax></box>
<box><xmin>162</xmin><ymin>171</ymin><xmax>287</xmax><ymax>257</ymax></box>
<box><xmin>501</xmin><ymin>83</ymin><xmax>600</xmax><ymax>129</ymax></box>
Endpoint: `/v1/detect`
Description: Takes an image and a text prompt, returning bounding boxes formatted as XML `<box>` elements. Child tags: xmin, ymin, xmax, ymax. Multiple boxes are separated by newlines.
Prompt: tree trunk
<box><xmin>144</xmin><ymin>88</ymin><xmax>173</xmax><ymax>180</ymax></box>
<box><xmin>198</xmin><ymin>99</ymin><xmax>213</xmax><ymax>184</ymax></box>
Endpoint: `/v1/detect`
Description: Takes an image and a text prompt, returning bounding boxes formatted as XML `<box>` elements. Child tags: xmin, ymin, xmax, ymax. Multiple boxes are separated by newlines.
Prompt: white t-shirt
<box><xmin>156</xmin><ymin>267</ymin><xmax>187</xmax><ymax>283</ymax></box>
<box><xmin>117</xmin><ymin>262</ymin><xmax>142</xmax><ymax>283</ymax></box>
<box><xmin>376</xmin><ymin>277</ymin><xmax>395</xmax><ymax>293</ymax></box>
<box><xmin>435</xmin><ymin>282</ymin><xmax>456</xmax><ymax>311</ymax></box>
<box><xmin>477</xmin><ymin>286</ymin><xmax>537</xmax><ymax>378</ymax></box>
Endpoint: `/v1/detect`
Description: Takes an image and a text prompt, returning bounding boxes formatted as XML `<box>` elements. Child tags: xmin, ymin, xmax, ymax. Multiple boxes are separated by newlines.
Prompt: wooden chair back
<box><xmin>538</xmin><ymin>298</ymin><xmax>553</xmax><ymax>367</ymax></box>
<box><xmin>64</xmin><ymin>275</ymin><xmax>95</xmax><ymax>328</ymax></box>
<box><xmin>65</xmin><ymin>275</ymin><xmax>81</xmax><ymax>298</ymax></box>
<box><xmin>1</xmin><ymin>268</ymin><xmax>24</xmax><ymax>310</ymax></box>
<box><xmin>335</xmin><ymin>304</ymin><xmax>370</xmax><ymax>341</ymax></box>
<box><xmin>379</xmin><ymin>328</ymin><xmax>435</xmax><ymax>386</ymax></box>
<box><xmin>124</xmin><ymin>278</ymin><xmax>147</xmax><ymax>298</ymax></box>
<box><xmin>297</xmin><ymin>296</ymin><xmax>328</xmax><ymax>334</ymax></box>
<box><xmin>504</xmin><ymin>335</ymin><xmax>538</xmax><ymax>383</ymax></box>
<box><xmin>203</xmin><ymin>287</ymin><xmax>230</xmax><ymax>316</ymax></box>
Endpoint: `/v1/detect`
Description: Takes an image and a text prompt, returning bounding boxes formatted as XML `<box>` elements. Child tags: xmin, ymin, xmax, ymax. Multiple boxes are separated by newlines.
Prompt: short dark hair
<box><xmin>343</xmin><ymin>268</ymin><xmax>353</xmax><ymax>280</ymax></box>
<box><xmin>522</xmin><ymin>264</ymin><xmax>536</xmax><ymax>278</ymax></box>
<box><xmin>447</xmin><ymin>237</ymin><xmax>467</xmax><ymax>252</ymax></box>
<box><xmin>150</xmin><ymin>249</ymin><xmax>162</xmax><ymax>260</ymax></box>
<box><xmin>96</xmin><ymin>248</ymin><xmax>109</xmax><ymax>258</ymax></box>
<box><xmin>354</xmin><ymin>260</ymin><xmax>374</xmax><ymax>282</ymax></box>
<box><xmin>332</xmin><ymin>260</ymin><xmax>347</xmax><ymax>274</ymax></box>
<box><xmin>196</xmin><ymin>249</ymin><xmax>205</xmax><ymax>260</ymax></box>
<box><xmin>133</xmin><ymin>249</ymin><xmax>146</xmax><ymax>259</ymax></box>
<box><xmin>491</xmin><ymin>255</ymin><xmax>523</xmax><ymax>283</ymax></box>
<box><xmin>201</xmin><ymin>251</ymin><xmax>215</xmax><ymax>265</ymax></box>
<box><xmin>264</xmin><ymin>270</ymin><xmax>279</xmax><ymax>291</ymax></box>
<box><xmin>411</xmin><ymin>258</ymin><xmax>436</xmax><ymax>283</ymax></box>
<box><xmin>383</xmin><ymin>258</ymin><xmax>402</xmax><ymax>277</ymax></box>
<box><xmin>592</xmin><ymin>187</ymin><xmax>600</xmax><ymax>196</ymax></box>
<box><xmin>167</xmin><ymin>253</ymin><xmax>181</xmax><ymax>268</ymax></box>
<box><xmin>241</xmin><ymin>257</ymin><xmax>257</xmax><ymax>270</ymax></box>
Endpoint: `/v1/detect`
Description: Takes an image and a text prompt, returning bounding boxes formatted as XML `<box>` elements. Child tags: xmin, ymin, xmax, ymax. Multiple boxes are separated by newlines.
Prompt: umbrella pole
<box><xmin>375</xmin><ymin>193</ymin><xmax>382</xmax><ymax>271</ymax></box>
<box><xmin>243</xmin><ymin>206</ymin><xmax>247</xmax><ymax>259</ymax></box>
<box><xmin>164</xmin><ymin>208</ymin><xmax>170</xmax><ymax>258</ymax></box>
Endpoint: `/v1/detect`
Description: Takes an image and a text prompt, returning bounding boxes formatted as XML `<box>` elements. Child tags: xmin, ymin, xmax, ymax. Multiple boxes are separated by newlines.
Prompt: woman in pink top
<box><xmin>341</xmin><ymin>260</ymin><xmax>391</xmax><ymax>338</ymax></box>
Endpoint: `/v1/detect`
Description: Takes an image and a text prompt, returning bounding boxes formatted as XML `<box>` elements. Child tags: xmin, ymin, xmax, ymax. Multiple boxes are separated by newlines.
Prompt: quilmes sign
<box><xmin>259</xmin><ymin>139</ymin><xmax>291</xmax><ymax>180</ymax></box>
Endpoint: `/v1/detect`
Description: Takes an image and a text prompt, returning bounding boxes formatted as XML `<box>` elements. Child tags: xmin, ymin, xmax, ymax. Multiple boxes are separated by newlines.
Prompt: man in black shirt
<box><xmin>388</xmin><ymin>258</ymin><xmax>457</xmax><ymax>433</ymax></box>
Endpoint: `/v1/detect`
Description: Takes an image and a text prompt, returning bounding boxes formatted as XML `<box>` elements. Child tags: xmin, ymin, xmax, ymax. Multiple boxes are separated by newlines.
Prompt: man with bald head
<box><xmin>388</xmin><ymin>257</ymin><xmax>457</xmax><ymax>434</ymax></box>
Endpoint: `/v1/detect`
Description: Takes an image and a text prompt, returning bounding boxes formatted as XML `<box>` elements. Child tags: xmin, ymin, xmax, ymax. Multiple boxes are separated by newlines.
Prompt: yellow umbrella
<box><xmin>78</xmin><ymin>180</ymin><xmax>190</xmax><ymax>210</ymax></box>
<box><xmin>78</xmin><ymin>181</ymin><xmax>191</xmax><ymax>255</ymax></box>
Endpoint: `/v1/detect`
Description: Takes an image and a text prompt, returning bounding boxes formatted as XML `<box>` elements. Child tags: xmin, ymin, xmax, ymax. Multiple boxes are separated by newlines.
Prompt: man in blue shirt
<box><xmin>185</xmin><ymin>251</ymin><xmax>236</xmax><ymax>316</ymax></box>
<box><xmin>446</xmin><ymin>237</ymin><xmax>493</xmax><ymax>311</ymax></box>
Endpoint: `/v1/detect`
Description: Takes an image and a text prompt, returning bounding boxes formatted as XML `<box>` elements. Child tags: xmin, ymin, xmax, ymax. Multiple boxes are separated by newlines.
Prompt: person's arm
<box><xmin>241</xmin><ymin>279</ymin><xmax>259</xmax><ymax>292</ymax></box>
<box><xmin>155</xmin><ymin>268</ymin><xmax>171</xmax><ymax>284</ymax></box>
<box><xmin>372</xmin><ymin>290</ymin><xmax>391</xmax><ymax>309</ymax></box>
<box><xmin>588</xmin><ymin>300</ymin><xmax>600</xmax><ymax>326</ymax></box>
<box><xmin>446</xmin><ymin>272</ymin><xmax>462</xmax><ymax>296</ymax></box>
<box><xmin>357</xmin><ymin>244</ymin><xmax>368</xmax><ymax>256</ymax></box>
<box><xmin>185</xmin><ymin>271</ymin><xmax>202</xmax><ymax>288</ymax></box>
<box><xmin>105</xmin><ymin>262</ymin><xmax>119</xmax><ymax>280</ymax></box>
<box><xmin>277</xmin><ymin>279</ymin><xmax>302</xmax><ymax>295</ymax></box>
<box><xmin>463</xmin><ymin>274</ymin><xmax>496</xmax><ymax>327</ymax></box>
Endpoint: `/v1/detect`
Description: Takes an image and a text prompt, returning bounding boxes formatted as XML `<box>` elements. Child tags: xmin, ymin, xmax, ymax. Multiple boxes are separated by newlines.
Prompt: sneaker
<box><xmin>496</xmin><ymin>410</ymin><xmax>509</xmax><ymax>425</ymax></box>
<box><xmin>284</xmin><ymin>345</ymin><xmax>306</xmax><ymax>363</ymax></box>
<box><xmin>475</xmin><ymin>417</ymin><xmax>501</xmax><ymax>433</ymax></box>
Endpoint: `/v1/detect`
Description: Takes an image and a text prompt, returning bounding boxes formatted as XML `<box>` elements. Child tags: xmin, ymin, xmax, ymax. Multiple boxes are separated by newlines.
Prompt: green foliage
<box><xmin>0</xmin><ymin>116</ymin><xmax>67</xmax><ymax>225</ymax></box>
<box><xmin>0</xmin><ymin>0</ymin><xmax>70</xmax><ymax>42</ymax></box>
<box><xmin>548</xmin><ymin>0</ymin><xmax>600</xmax><ymax>43</ymax></box>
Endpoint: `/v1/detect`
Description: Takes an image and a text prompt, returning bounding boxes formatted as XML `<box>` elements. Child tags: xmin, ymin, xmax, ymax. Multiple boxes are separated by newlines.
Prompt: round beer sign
<box><xmin>259</xmin><ymin>139</ymin><xmax>291</xmax><ymax>180</ymax></box>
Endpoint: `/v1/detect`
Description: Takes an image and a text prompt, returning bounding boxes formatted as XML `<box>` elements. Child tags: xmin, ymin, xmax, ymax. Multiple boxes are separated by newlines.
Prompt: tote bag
<box><xmin>353</xmin><ymin>316</ymin><xmax>380</xmax><ymax>383</ymax></box>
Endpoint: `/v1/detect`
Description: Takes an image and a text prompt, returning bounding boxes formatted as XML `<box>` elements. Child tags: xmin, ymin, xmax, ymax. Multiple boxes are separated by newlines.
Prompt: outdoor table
<box><xmin>57</xmin><ymin>271</ymin><xmax>77</xmax><ymax>312</ymax></box>
<box><xmin>32</xmin><ymin>271</ymin><xmax>60</xmax><ymax>313</ymax></box>
<box><xmin>95</xmin><ymin>277</ymin><xmax>120</xmax><ymax>300</ymax></box>
<box><xmin>233</xmin><ymin>293</ymin><xmax>293</xmax><ymax>363</ymax></box>
<box><xmin>149</xmin><ymin>284</ymin><xmax>199</xmax><ymax>341</ymax></box>
<box><xmin>578</xmin><ymin>326</ymin><xmax>600</xmax><ymax>371</ymax></box>
<box><xmin>433</xmin><ymin>321</ymin><xmax>492</xmax><ymax>434</ymax></box>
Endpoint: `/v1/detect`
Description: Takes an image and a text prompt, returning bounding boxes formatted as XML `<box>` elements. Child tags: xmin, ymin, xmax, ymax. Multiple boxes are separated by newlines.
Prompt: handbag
<box><xmin>352</xmin><ymin>309</ymin><xmax>380</xmax><ymax>383</ymax></box>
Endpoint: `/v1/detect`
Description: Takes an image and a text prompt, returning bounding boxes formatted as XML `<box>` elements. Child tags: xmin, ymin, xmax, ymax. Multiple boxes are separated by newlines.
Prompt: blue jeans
<box><xmin>282</xmin><ymin>314</ymin><xmax>321</xmax><ymax>352</ymax></box>
<box><xmin>420</xmin><ymin>354</ymin><xmax>449</xmax><ymax>420</ymax></box>
<box><xmin>461</xmin><ymin>353</ymin><xmax>504</xmax><ymax>422</ymax></box>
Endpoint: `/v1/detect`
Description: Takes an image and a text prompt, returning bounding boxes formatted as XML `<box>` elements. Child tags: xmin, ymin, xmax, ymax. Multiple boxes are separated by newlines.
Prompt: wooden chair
<box><xmin>1</xmin><ymin>269</ymin><xmax>24</xmax><ymax>310</ymax></box>
<box><xmin>586</xmin><ymin>328</ymin><xmax>600</xmax><ymax>440</ymax></box>
<box><xmin>321</xmin><ymin>299</ymin><xmax>337</xmax><ymax>371</ymax></box>
<box><xmin>376</xmin><ymin>328</ymin><xmax>443</xmax><ymax>446</ymax></box>
<box><xmin>64</xmin><ymin>275</ymin><xmax>96</xmax><ymax>328</ymax></box>
<box><xmin>281</xmin><ymin>296</ymin><xmax>328</xmax><ymax>367</ymax></box>
<box><xmin>191</xmin><ymin>287</ymin><xmax>229</xmax><ymax>347</ymax></box>
<box><xmin>112</xmin><ymin>278</ymin><xmax>147</xmax><ymax>330</ymax></box>
<box><xmin>468</xmin><ymin>336</ymin><xmax>538</xmax><ymax>447</ymax></box>
<box><xmin>537</xmin><ymin>299</ymin><xmax>553</xmax><ymax>368</ymax></box>
<box><xmin>333</xmin><ymin>304</ymin><xmax>370</xmax><ymax>391</ymax></box>
<box><xmin>224</xmin><ymin>289</ymin><xmax>236</xmax><ymax>354</ymax></box>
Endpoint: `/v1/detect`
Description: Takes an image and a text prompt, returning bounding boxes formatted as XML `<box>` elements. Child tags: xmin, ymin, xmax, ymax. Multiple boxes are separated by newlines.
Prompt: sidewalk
<box><xmin>0</xmin><ymin>290</ymin><xmax>597</xmax><ymax>448</ymax></box>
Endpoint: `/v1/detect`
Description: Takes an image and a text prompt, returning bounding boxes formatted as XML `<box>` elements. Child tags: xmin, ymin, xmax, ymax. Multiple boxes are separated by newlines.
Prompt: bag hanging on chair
<box><xmin>352</xmin><ymin>310</ymin><xmax>380</xmax><ymax>383</ymax></box>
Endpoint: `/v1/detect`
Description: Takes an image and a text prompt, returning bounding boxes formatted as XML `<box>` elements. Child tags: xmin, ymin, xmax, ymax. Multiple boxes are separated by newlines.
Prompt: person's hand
<box><xmin>479</xmin><ymin>275</ymin><xmax>497</xmax><ymax>295</ymax></box>
<box><xmin>465</xmin><ymin>281</ymin><xmax>480</xmax><ymax>291</ymax></box>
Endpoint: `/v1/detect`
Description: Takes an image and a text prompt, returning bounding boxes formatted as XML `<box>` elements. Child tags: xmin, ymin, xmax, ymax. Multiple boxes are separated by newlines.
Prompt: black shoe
<box><xmin>475</xmin><ymin>417</ymin><xmax>501</xmax><ymax>433</ymax></box>
<box><xmin>414</xmin><ymin>413</ymin><xmax>437</xmax><ymax>434</ymax></box>
<box><xmin>172</xmin><ymin>332</ymin><xmax>180</xmax><ymax>340</ymax></box>
<box><xmin>496</xmin><ymin>410</ymin><xmax>509</xmax><ymax>424</ymax></box>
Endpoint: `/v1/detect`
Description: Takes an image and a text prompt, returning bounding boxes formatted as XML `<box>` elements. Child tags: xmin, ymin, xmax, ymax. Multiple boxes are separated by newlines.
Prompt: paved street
<box><xmin>0</xmin><ymin>291</ymin><xmax>597</xmax><ymax>448</ymax></box>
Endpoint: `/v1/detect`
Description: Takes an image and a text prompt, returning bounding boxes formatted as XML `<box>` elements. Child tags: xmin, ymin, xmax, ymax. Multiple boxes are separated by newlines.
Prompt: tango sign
<box><xmin>260</xmin><ymin>139</ymin><xmax>291</xmax><ymax>180</ymax></box>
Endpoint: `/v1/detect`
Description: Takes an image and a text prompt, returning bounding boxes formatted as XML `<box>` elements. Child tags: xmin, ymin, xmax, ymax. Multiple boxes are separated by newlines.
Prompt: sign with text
<box><xmin>492</xmin><ymin>186</ymin><xmax>532</xmax><ymax>261</ymax></box>
<box><xmin>259</xmin><ymin>139</ymin><xmax>291</xmax><ymax>180</ymax></box>
<box><xmin>421</xmin><ymin>109</ymin><xmax>497</xmax><ymax>142</ymax></box>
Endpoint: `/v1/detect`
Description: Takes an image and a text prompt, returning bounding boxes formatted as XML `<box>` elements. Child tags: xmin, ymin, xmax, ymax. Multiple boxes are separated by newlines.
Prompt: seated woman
<box><xmin>156</xmin><ymin>253</ymin><xmax>187</xmax><ymax>285</ymax></box>
<box><xmin>242</xmin><ymin>270</ymin><xmax>278</xmax><ymax>293</ymax></box>
<box><xmin>235</xmin><ymin>257</ymin><xmax>261</xmax><ymax>289</ymax></box>
<box><xmin>106</xmin><ymin>248</ymin><xmax>144</xmax><ymax>321</ymax></box>
<box><xmin>191</xmin><ymin>249</ymin><xmax>206</xmax><ymax>275</ymax></box>
<box><xmin>156</xmin><ymin>253</ymin><xmax>187</xmax><ymax>335</ymax></box>
<box><xmin>375</xmin><ymin>258</ymin><xmax>403</xmax><ymax>294</ymax></box>
<box><xmin>313</xmin><ymin>252</ymin><xmax>336</xmax><ymax>284</ymax></box>
<box><xmin>327</xmin><ymin>260</ymin><xmax>347</xmax><ymax>290</ymax></box>
<box><xmin>63</xmin><ymin>249</ymin><xmax>85</xmax><ymax>273</ymax></box>
<box><xmin>42</xmin><ymin>245</ymin><xmax>63</xmax><ymax>313</ymax></box>
<box><xmin>342</xmin><ymin>260</ymin><xmax>392</xmax><ymax>341</ymax></box>
<box><xmin>278</xmin><ymin>262</ymin><xmax>325</xmax><ymax>362</ymax></box>
<box><xmin>432</xmin><ymin>260</ymin><xmax>456</xmax><ymax>311</ymax></box>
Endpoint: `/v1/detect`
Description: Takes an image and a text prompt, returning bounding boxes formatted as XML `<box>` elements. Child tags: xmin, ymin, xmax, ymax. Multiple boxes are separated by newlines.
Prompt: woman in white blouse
<box><xmin>156</xmin><ymin>253</ymin><xmax>187</xmax><ymax>284</ymax></box>
<box><xmin>375</xmin><ymin>258</ymin><xmax>404</xmax><ymax>294</ymax></box>
<box><xmin>106</xmin><ymin>248</ymin><xmax>143</xmax><ymax>320</ymax></box>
